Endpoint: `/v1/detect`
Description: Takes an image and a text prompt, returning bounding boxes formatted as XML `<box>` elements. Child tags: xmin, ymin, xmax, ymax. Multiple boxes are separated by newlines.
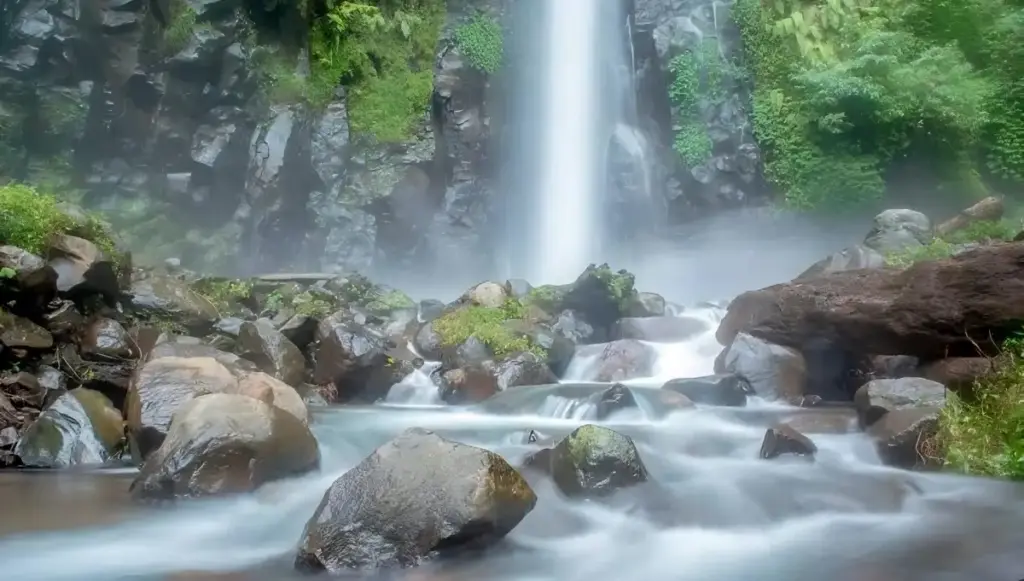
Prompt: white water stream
<box><xmin>1</xmin><ymin>305</ymin><xmax>1024</xmax><ymax>580</ymax></box>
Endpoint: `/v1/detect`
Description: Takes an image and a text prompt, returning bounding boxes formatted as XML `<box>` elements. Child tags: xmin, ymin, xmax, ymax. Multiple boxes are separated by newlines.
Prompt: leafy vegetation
<box><xmin>734</xmin><ymin>0</ymin><xmax>1024</xmax><ymax>211</ymax></box>
<box><xmin>0</xmin><ymin>183</ymin><xmax>117</xmax><ymax>257</ymax></box>
<box><xmin>454</xmin><ymin>15</ymin><xmax>503</xmax><ymax>74</ymax></box>
<box><xmin>432</xmin><ymin>299</ymin><xmax>546</xmax><ymax>359</ymax></box>
<box><xmin>162</xmin><ymin>0</ymin><xmax>198</xmax><ymax>56</ymax></box>
<box><xmin>667</xmin><ymin>40</ymin><xmax>733</xmax><ymax>167</ymax></box>
<box><xmin>883</xmin><ymin>219</ymin><xmax>1016</xmax><ymax>267</ymax></box>
<box><xmin>191</xmin><ymin>277</ymin><xmax>254</xmax><ymax>314</ymax></box>
<box><xmin>309</xmin><ymin>0</ymin><xmax>445</xmax><ymax>141</ymax></box>
<box><xmin>938</xmin><ymin>335</ymin><xmax>1024</xmax><ymax>479</ymax></box>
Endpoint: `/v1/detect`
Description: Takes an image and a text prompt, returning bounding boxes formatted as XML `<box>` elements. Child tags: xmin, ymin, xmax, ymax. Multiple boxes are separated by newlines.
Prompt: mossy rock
<box><xmin>432</xmin><ymin>300</ymin><xmax>545</xmax><ymax>360</ymax></box>
<box><xmin>190</xmin><ymin>277</ymin><xmax>256</xmax><ymax>314</ymax></box>
<box><xmin>549</xmin><ymin>424</ymin><xmax>648</xmax><ymax>498</ymax></box>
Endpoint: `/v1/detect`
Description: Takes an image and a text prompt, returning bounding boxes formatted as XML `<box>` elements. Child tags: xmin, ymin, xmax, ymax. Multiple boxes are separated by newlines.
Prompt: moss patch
<box><xmin>432</xmin><ymin>299</ymin><xmax>545</xmax><ymax>359</ymax></box>
<box><xmin>454</xmin><ymin>15</ymin><xmax>503</xmax><ymax>74</ymax></box>
<box><xmin>190</xmin><ymin>277</ymin><xmax>254</xmax><ymax>314</ymax></box>
<box><xmin>0</xmin><ymin>183</ymin><xmax>118</xmax><ymax>258</ymax></box>
<box><xmin>938</xmin><ymin>336</ymin><xmax>1024</xmax><ymax>479</ymax></box>
<box><xmin>162</xmin><ymin>0</ymin><xmax>198</xmax><ymax>56</ymax></box>
<box><xmin>884</xmin><ymin>219</ymin><xmax>1017</xmax><ymax>267</ymax></box>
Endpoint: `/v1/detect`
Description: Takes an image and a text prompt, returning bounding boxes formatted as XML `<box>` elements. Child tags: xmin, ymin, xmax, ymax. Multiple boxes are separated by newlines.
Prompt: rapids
<box><xmin>1</xmin><ymin>306</ymin><xmax>1023</xmax><ymax>580</ymax></box>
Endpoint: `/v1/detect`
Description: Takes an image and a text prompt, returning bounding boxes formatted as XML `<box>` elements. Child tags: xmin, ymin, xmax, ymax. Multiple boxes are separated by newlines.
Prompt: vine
<box><xmin>454</xmin><ymin>15</ymin><xmax>503</xmax><ymax>74</ymax></box>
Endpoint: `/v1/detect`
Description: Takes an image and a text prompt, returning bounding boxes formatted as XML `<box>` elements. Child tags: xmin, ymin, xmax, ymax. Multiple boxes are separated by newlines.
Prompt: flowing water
<box><xmin>2</xmin><ymin>305</ymin><xmax>1024</xmax><ymax>580</ymax></box>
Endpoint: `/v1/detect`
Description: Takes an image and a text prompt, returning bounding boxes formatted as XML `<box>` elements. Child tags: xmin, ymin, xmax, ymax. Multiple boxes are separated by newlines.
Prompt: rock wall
<box><xmin>633</xmin><ymin>0</ymin><xmax>765</xmax><ymax>219</ymax></box>
<box><xmin>0</xmin><ymin>0</ymin><xmax>503</xmax><ymax>276</ymax></box>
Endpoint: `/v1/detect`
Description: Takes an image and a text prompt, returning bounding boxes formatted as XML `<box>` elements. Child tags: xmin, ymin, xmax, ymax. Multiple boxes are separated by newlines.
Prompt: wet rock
<box><xmin>43</xmin><ymin>300</ymin><xmax>85</xmax><ymax>341</ymax></box>
<box><xmin>612</xmin><ymin>315</ymin><xmax>708</xmax><ymax>343</ymax></box>
<box><xmin>759</xmin><ymin>425</ymin><xmax>817</xmax><ymax>460</ymax></box>
<box><xmin>0</xmin><ymin>245</ymin><xmax>45</xmax><ymax>272</ymax></box>
<box><xmin>871</xmin><ymin>355</ymin><xmax>920</xmax><ymax>379</ymax></box>
<box><xmin>662</xmin><ymin>373</ymin><xmax>751</xmax><ymax>407</ymax></box>
<box><xmin>493</xmin><ymin>351</ymin><xmax>557</xmax><ymax>389</ymax></box>
<box><xmin>623</xmin><ymin>292</ymin><xmax>667</xmax><ymax>317</ymax></box>
<box><xmin>0</xmin><ymin>425</ymin><xmax>17</xmax><ymax>448</ymax></box>
<box><xmin>80</xmin><ymin>318</ymin><xmax>134</xmax><ymax>359</ymax></box>
<box><xmin>592</xmin><ymin>383</ymin><xmax>637</xmax><ymax>420</ymax></box>
<box><xmin>441</xmin><ymin>364</ymin><xmax>498</xmax><ymax>403</ymax></box>
<box><xmin>237</xmin><ymin>320</ymin><xmax>305</xmax><ymax>386</ymax></box>
<box><xmin>442</xmin><ymin>334</ymin><xmax>491</xmax><ymax>369</ymax></box>
<box><xmin>147</xmin><ymin>338</ymin><xmax>259</xmax><ymax>376</ymax></box>
<box><xmin>294</xmin><ymin>428</ymin><xmax>536</xmax><ymax>572</ymax></box>
<box><xmin>34</xmin><ymin>366</ymin><xmax>69</xmax><ymax>406</ymax></box>
<box><xmin>278</xmin><ymin>315</ymin><xmax>318</xmax><ymax>351</ymax></box>
<box><xmin>128</xmin><ymin>272</ymin><xmax>219</xmax><ymax>334</ymax></box>
<box><xmin>312</xmin><ymin>320</ymin><xmax>394</xmax><ymax>402</ymax></box>
<box><xmin>235</xmin><ymin>372</ymin><xmax>309</xmax><ymax>426</ymax></box>
<box><xmin>868</xmin><ymin>407</ymin><xmax>942</xmax><ymax>470</ymax></box>
<box><xmin>591</xmin><ymin>339</ymin><xmax>657</xmax><ymax>382</ymax></box>
<box><xmin>131</xmin><ymin>393</ymin><xmax>319</xmax><ymax>501</ymax></box>
<box><xmin>560</xmin><ymin>264</ymin><xmax>637</xmax><ymax>332</ymax></box>
<box><xmin>462</xmin><ymin>281</ymin><xmax>508</xmax><ymax>308</ymax></box>
<box><xmin>795</xmin><ymin>245</ymin><xmax>886</xmax><ymax>280</ymax></box>
<box><xmin>1</xmin><ymin>245</ymin><xmax>57</xmax><ymax>304</ymax></box>
<box><xmin>552</xmin><ymin>309</ymin><xmax>599</xmax><ymax>345</ymax></box>
<box><xmin>717</xmin><ymin>243</ymin><xmax>1024</xmax><ymax>359</ymax></box>
<box><xmin>14</xmin><ymin>388</ymin><xmax>124</xmax><ymax>468</ymax></box>
<box><xmin>854</xmin><ymin>378</ymin><xmax>948</xmax><ymax>415</ymax></box>
<box><xmin>0</xmin><ymin>312</ymin><xmax>53</xmax><ymax>350</ymax></box>
<box><xmin>863</xmin><ymin>209</ymin><xmax>932</xmax><ymax>254</ymax></box>
<box><xmin>781</xmin><ymin>408</ymin><xmax>859</xmax><ymax>434</ymax></box>
<box><xmin>918</xmin><ymin>358</ymin><xmax>993</xmax><ymax>394</ymax></box>
<box><xmin>125</xmin><ymin>356</ymin><xmax>239</xmax><ymax>461</ymax></box>
<box><xmin>546</xmin><ymin>424</ymin><xmax>648</xmax><ymax>498</ymax></box>
<box><xmin>413</xmin><ymin>320</ymin><xmax>443</xmax><ymax>360</ymax></box>
<box><xmin>46</xmin><ymin>235</ymin><xmax>120</xmax><ymax>304</ymax></box>
<box><xmin>721</xmin><ymin>333</ymin><xmax>806</xmax><ymax>400</ymax></box>
<box><xmin>2</xmin><ymin>371</ymin><xmax>47</xmax><ymax>408</ymax></box>
<box><xmin>417</xmin><ymin>299</ymin><xmax>445</xmax><ymax>323</ymax></box>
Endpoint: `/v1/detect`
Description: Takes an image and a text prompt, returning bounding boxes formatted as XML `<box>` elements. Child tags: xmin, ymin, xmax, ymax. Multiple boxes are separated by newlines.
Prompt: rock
<box><xmin>721</xmin><ymin>333</ymin><xmax>806</xmax><ymax>400</ymax></box>
<box><xmin>591</xmin><ymin>339</ymin><xmax>657</xmax><ymax>382</ymax></box>
<box><xmin>14</xmin><ymin>388</ymin><xmax>124</xmax><ymax>468</ymax></box>
<box><xmin>312</xmin><ymin>320</ymin><xmax>394</xmax><ymax>402</ymax></box>
<box><xmin>662</xmin><ymin>373</ymin><xmax>751</xmax><ymax>407</ymax></box>
<box><xmin>717</xmin><ymin>243</ymin><xmax>1024</xmax><ymax>359</ymax></box>
<box><xmin>441</xmin><ymin>365</ymin><xmax>498</xmax><ymax>403</ymax></box>
<box><xmin>278</xmin><ymin>315</ymin><xmax>318</xmax><ymax>351</ymax></box>
<box><xmin>413</xmin><ymin>321</ymin><xmax>443</xmax><ymax>360</ymax></box>
<box><xmin>0</xmin><ymin>312</ymin><xmax>53</xmax><ymax>350</ymax></box>
<box><xmin>34</xmin><ymin>366</ymin><xmax>68</xmax><ymax>406</ymax></box>
<box><xmin>612</xmin><ymin>315</ymin><xmax>708</xmax><ymax>343</ymax></box>
<box><xmin>867</xmin><ymin>407</ymin><xmax>942</xmax><ymax>470</ymax></box>
<box><xmin>235</xmin><ymin>372</ymin><xmax>309</xmax><ymax>426</ymax></box>
<box><xmin>1</xmin><ymin>371</ymin><xmax>48</xmax><ymax>408</ymax></box>
<box><xmin>46</xmin><ymin>235</ymin><xmax>120</xmax><ymax>304</ymax></box>
<box><xmin>147</xmin><ymin>338</ymin><xmax>258</xmax><ymax>376</ymax></box>
<box><xmin>935</xmin><ymin>196</ymin><xmax>1004</xmax><ymax>238</ymax></box>
<box><xmin>493</xmin><ymin>351</ymin><xmax>557</xmax><ymax>390</ymax></box>
<box><xmin>125</xmin><ymin>356</ymin><xmax>239</xmax><ymax>461</ymax></box>
<box><xmin>44</xmin><ymin>300</ymin><xmax>86</xmax><ymax>341</ymax></box>
<box><xmin>918</xmin><ymin>358</ymin><xmax>993</xmax><ymax>393</ymax></box>
<box><xmin>759</xmin><ymin>425</ymin><xmax>817</xmax><ymax>460</ymax></box>
<box><xmin>128</xmin><ymin>272</ymin><xmax>219</xmax><ymax>334</ymax></box>
<box><xmin>294</xmin><ymin>428</ymin><xmax>536</xmax><ymax>572</ymax></box>
<box><xmin>592</xmin><ymin>383</ymin><xmax>637</xmax><ymax>419</ymax></box>
<box><xmin>79</xmin><ymin>318</ymin><xmax>134</xmax><ymax>359</ymax></box>
<box><xmin>560</xmin><ymin>264</ymin><xmax>636</xmax><ymax>332</ymax></box>
<box><xmin>623</xmin><ymin>292</ymin><xmax>666</xmax><ymax>317</ymax></box>
<box><xmin>795</xmin><ymin>244</ymin><xmax>886</xmax><ymax>280</ymax></box>
<box><xmin>0</xmin><ymin>245</ymin><xmax>45</xmax><ymax>272</ymax></box>
<box><xmin>1</xmin><ymin>245</ymin><xmax>57</xmax><ymax>304</ymax></box>
<box><xmin>462</xmin><ymin>281</ymin><xmax>508</xmax><ymax>308</ymax></box>
<box><xmin>552</xmin><ymin>309</ymin><xmax>599</xmax><ymax>344</ymax></box>
<box><xmin>854</xmin><ymin>378</ymin><xmax>948</xmax><ymax>415</ymax></box>
<box><xmin>237</xmin><ymin>320</ymin><xmax>306</xmax><ymax>386</ymax></box>
<box><xmin>870</xmin><ymin>355</ymin><xmax>920</xmax><ymax>379</ymax></box>
<box><xmin>441</xmin><ymin>334</ymin><xmax>491</xmax><ymax>369</ymax></box>
<box><xmin>130</xmin><ymin>393</ymin><xmax>319</xmax><ymax>501</ymax></box>
<box><xmin>863</xmin><ymin>209</ymin><xmax>932</xmax><ymax>254</ymax></box>
<box><xmin>544</xmin><ymin>425</ymin><xmax>648</xmax><ymax>498</ymax></box>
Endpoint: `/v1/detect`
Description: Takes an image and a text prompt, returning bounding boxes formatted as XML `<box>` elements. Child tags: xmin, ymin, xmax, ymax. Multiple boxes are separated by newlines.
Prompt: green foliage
<box><xmin>883</xmin><ymin>218</ymin><xmax>1016</xmax><ymax>267</ymax></box>
<box><xmin>310</xmin><ymin>0</ymin><xmax>445</xmax><ymax>141</ymax></box>
<box><xmin>163</xmin><ymin>0</ymin><xmax>197</xmax><ymax>56</ymax></box>
<box><xmin>667</xmin><ymin>40</ymin><xmax>731</xmax><ymax>167</ymax></box>
<box><xmin>0</xmin><ymin>183</ymin><xmax>116</xmax><ymax>256</ymax></box>
<box><xmin>191</xmin><ymin>278</ymin><xmax>254</xmax><ymax>313</ymax></box>
<box><xmin>251</xmin><ymin>49</ymin><xmax>310</xmax><ymax>105</ymax></box>
<box><xmin>454</xmin><ymin>16</ymin><xmax>503</xmax><ymax>74</ymax></box>
<box><xmin>0</xmin><ymin>266</ymin><xmax>15</xmax><ymax>279</ymax></box>
<box><xmin>939</xmin><ymin>335</ymin><xmax>1024</xmax><ymax>479</ymax></box>
<box><xmin>734</xmin><ymin>0</ymin><xmax>1020</xmax><ymax>211</ymax></box>
<box><xmin>433</xmin><ymin>299</ymin><xmax>546</xmax><ymax>359</ymax></box>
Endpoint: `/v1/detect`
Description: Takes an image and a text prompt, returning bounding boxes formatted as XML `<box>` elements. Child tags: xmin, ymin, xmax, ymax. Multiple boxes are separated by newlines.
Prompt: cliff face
<box><xmin>0</xmin><ymin>0</ymin><xmax>503</xmax><ymax>276</ymax></box>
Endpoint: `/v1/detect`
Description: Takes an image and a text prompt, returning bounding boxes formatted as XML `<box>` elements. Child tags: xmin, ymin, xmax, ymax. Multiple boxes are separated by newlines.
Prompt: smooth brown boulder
<box><xmin>46</xmin><ymin>234</ymin><xmax>120</xmax><ymax>303</ymax></box>
<box><xmin>14</xmin><ymin>388</ymin><xmax>124</xmax><ymax>468</ymax></box>
<box><xmin>130</xmin><ymin>393</ymin><xmax>319</xmax><ymax>501</ymax></box>
<box><xmin>237</xmin><ymin>320</ymin><xmax>306</xmax><ymax>387</ymax></box>
<box><xmin>717</xmin><ymin>242</ymin><xmax>1024</xmax><ymax>359</ymax></box>
<box><xmin>234</xmin><ymin>371</ymin><xmax>309</xmax><ymax>426</ymax></box>
<box><xmin>759</xmin><ymin>425</ymin><xmax>817</xmax><ymax>460</ymax></box>
<box><xmin>918</xmin><ymin>357</ymin><xmax>993</xmax><ymax>393</ymax></box>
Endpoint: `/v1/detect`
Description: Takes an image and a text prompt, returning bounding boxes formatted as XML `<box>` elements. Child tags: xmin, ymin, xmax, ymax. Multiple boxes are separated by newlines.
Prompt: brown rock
<box><xmin>46</xmin><ymin>234</ymin><xmax>120</xmax><ymax>303</ymax></box>
<box><xmin>442</xmin><ymin>365</ymin><xmax>499</xmax><ymax>403</ymax></box>
<box><xmin>717</xmin><ymin>242</ymin><xmax>1024</xmax><ymax>359</ymax></box>
<box><xmin>868</xmin><ymin>407</ymin><xmax>942</xmax><ymax>470</ymax></box>
<box><xmin>237</xmin><ymin>320</ymin><xmax>306</xmax><ymax>386</ymax></box>
<box><xmin>918</xmin><ymin>357</ymin><xmax>993</xmax><ymax>394</ymax></box>
<box><xmin>759</xmin><ymin>424</ymin><xmax>818</xmax><ymax>460</ymax></box>
<box><xmin>80</xmin><ymin>317</ymin><xmax>134</xmax><ymax>359</ymax></box>
<box><xmin>0</xmin><ymin>312</ymin><xmax>53</xmax><ymax>350</ymax></box>
<box><xmin>1</xmin><ymin>371</ymin><xmax>47</xmax><ymax>408</ymax></box>
<box><xmin>934</xmin><ymin>196</ymin><xmax>1004</xmax><ymax>238</ymax></box>
<box><xmin>234</xmin><ymin>371</ymin><xmax>309</xmax><ymax>426</ymax></box>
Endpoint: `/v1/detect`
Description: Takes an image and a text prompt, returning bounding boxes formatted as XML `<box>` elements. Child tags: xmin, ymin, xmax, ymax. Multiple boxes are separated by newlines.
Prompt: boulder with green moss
<box><xmin>294</xmin><ymin>428</ymin><xmax>536</xmax><ymax>572</ymax></box>
<box><xmin>523</xmin><ymin>264</ymin><xmax>638</xmax><ymax>337</ymax></box>
<box><xmin>526</xmin><ymin>424</ymin><xmax>649</xmax><ymax>498</ymax></box>
<box><xmin>432</xmin><ymin>299</ymin><xmax>546</xmax><ymax>362</ymax></box>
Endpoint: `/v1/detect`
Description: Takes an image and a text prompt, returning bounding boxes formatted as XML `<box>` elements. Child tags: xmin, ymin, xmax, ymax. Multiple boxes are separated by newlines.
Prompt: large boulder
<box><xmin>720</xmin><ymin>333</ymin><xmax>806</xmax><ymax>400</ymax></box>
<box><xmin>14</xmin><ymin>388</ymin><xmax>124</xmax><ymax>468</ymax></box>
<box><xmin>863</xmin><ymin>209</ymin><xmax>932</xmax><ymax>254</ymax></box>
<box><xmin>717</xmin><ymin>243</ymin><xmax>1024</xmax><ymax>359</ymax></box>
<box><xmin>237</xmin><ymin>320</ymin><xmax>306</xmax><ymax>386</ymax></box>
<box><xmin>527</xmin><ymin>424</ymin><xmax>648</xmax><ymax>498</ymax></box>
<box><xmin>312</xmin><ymin>319</ymin><xmax>397</xmax><ymax>402</ymax></box>
<box><xmin>130</xmin><ymin>393</ymin><xmax>319</xmax><ymax>501</ymax></box>
<box><xmin>294</xmin><ymin>428</ymin><xmax>536</xmax><ymax>572</ymax></box>
<box><xmin>662</xmin><ymin>373</ymin><xmax>751</xmax><ymax>407</ymax></box>
<box><xmin>854</xmin><ymin>377</ymin><xmax>948</xmax><ymax>415</ymax></box>
<box><xmin>46</xmin><ymin>235</ymin><xmax>120</xmax><ymax>305</ymax></box>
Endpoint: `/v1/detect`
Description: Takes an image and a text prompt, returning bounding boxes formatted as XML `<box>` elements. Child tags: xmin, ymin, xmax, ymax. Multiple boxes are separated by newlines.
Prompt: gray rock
<box><xmin>237</xmin><ymin>320</ymin><xmax>306</xmax><ymax>386</ymax></box>
<box><xmin>662</xmin><ymin>373</ymin><xmax>751</xmax><ymax>407</ymax></box>
<box><xmin>863</xmin><ymin>209</ymin><xmax>932</xmax><ymax>254</ymax></box>
<box><xmin>538</xmin><ymin>424</ymin><xmax>649</xmax><ymax>498</ymax></box>
<box><xmin>722</xmin><ymin>333</ymin><xmax>806</xmax><ymax>400</ymax></box>
<box><xmin>590</xmin><ymin>339</ymin><xmax>657</xmax><ymax>382</ymax></box>
<box><xmin>15</xmin><ymin>389</ymin><xmax>123</xmax><ymax>468</ymax></box>
<box><xmin>854</xmin><ymin>377</ymin><xmax>948</xmax><ymax>414</ymax></box>
<box><xmin>796</xmin><ymin>244</ymin><xmax>886</xmax><ymax>280</ymax></box>
<box><xmin>623</xmin><ymin>292</ymin><xmax>667</xmax><ymax>317</ymax></box>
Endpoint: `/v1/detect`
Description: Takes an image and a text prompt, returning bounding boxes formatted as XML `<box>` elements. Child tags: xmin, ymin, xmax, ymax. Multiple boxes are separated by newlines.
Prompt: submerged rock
<box><xmin>294</xmin><ymin>428</ymin><xmax>536</xmax><ymax>572</ymax></box>
<box><xmin>14</xmin><ymin>388</ymin><xmax>123</xmax><ymax>468</ymax></box>
<box><xmin>759</xmin><ymin>425</ymin><xmax>817</xmax><ymax>460</ymax></box>
<box><xmin>534</xmin><ymin>424</ymin><xmax>649</xmax><ymax>498</ymax></box>
<box><xmin>662</xmin><ymin>373</ymin><xmax>751</xmax><ymax>407</ymax></box>
<box><xmin>131</xmin><ymin>393</ymin><xmax>319</xmax><ymax>501</ymax></box>
<box><xmin>590</xmin><ymin>339</ymin><xmax>657</xmax><ymax>382</ymax></box>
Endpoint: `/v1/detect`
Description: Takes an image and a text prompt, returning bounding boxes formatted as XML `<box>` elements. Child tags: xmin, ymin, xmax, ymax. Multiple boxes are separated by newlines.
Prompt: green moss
<box><xmin>190</xmin><ymin>277</ymin><xmax>254</xmax><ymax>313</ymax></box>
<box><xmin>564</xmin><ymin>424</ymin><xmax>637</xmax><ymax>467</ymax></box>
<box><xmin>0</xmin><ymin>183</ymin><xmax>118</xmax><ymax>257</ymax></box>
<box><xmin>454</xmin><ymin>15</ymin><xmax>503</xmax><ymax>74</ymax></box>
<box><xmin>162</xmin><ymin>0</ymin><xmax>197</xmax><ymax>56</ymax></box>
<box><xmin>364</xmin><ymin>289</ymin><xmax>416</xmax><ymax>314</ymax></box>
<box><xmin>432</xmin><ymin>299</ymin><xmax>545</xmax><ymax>359</ymax></box>
<box><xmin>292</xmin><ymin>289</ymin><xmax>338</xmax><ymax>318</ymax></box>
<box><xmin>590</xmin><ymin>264</ymin><xmax>637</xmax><ymax>306</ymax></box>
<box><xmin>251</xmin><ymin>49</ymin><xmax>309</xmax><ymax>106</ymax></box>
<box><xmin>938</xmin><ymin>335</ymin><xmax>1024</xmax><ymax>479</ymax></box>
<box><xmin>884</xmin><ymin>219</ymin><xmax>1016</xmax><ymax>267</ymax></box>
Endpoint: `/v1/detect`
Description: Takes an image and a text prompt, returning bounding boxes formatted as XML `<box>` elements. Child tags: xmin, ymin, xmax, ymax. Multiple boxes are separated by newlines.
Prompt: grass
<box><xmin>884</xmin><ymin>219</ymin><xmax>1018</xmax><ymax>268</ymax></box>
<box><xmin>938</xmin><ymin>336</ymin><xmax>1024</xmax><ymax>479</ymax></box>
<box><xmin>432</xmin><ymin>299</ymin><xmax>545</xmax><ymax>359</ymax></box>
<box><xmin>0</xmin><ymin>182</ymin><xmax>119</xmax><ymax>259</ymax></box>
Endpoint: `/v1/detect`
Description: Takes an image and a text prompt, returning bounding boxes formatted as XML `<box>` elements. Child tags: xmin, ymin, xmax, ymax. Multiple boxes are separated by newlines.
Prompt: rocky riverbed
<box><xmin>2</xmin><ymin>199</ymin><xmax>1024</xmax><ymax>579</ymax></box>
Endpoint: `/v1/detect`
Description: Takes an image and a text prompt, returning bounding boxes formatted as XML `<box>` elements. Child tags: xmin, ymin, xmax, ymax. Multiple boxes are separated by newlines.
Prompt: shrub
<box><xmin>454</xmin><ymin>16</ymin><xmax>503</xmax><ymax>74</ymax></box>
<box><xmin>0</xmin><ymin>183</ymin><xmax>114</xmax><ymax>255</ymax></box>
